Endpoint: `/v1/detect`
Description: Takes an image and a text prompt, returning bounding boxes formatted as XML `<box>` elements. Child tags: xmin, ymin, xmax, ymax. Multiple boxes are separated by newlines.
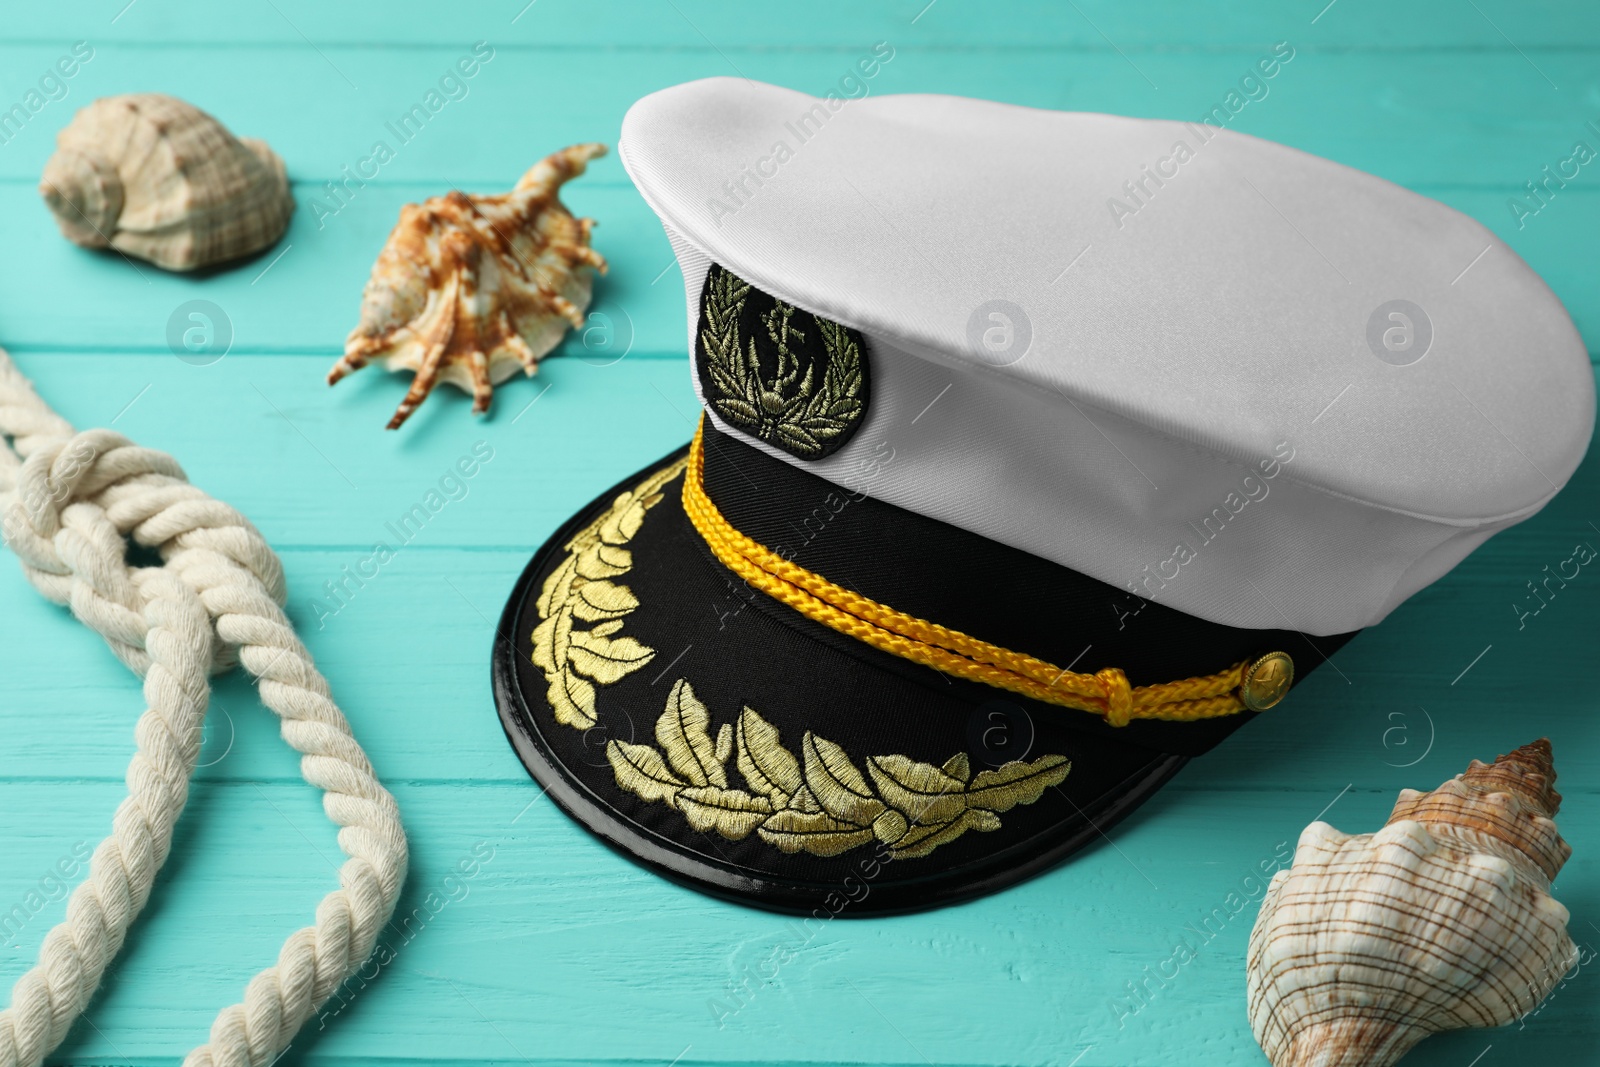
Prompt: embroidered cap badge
<box><xmin>695</xmin><ymin>263</ymin><xmax>869</xmax><ymax>460</ymax></box>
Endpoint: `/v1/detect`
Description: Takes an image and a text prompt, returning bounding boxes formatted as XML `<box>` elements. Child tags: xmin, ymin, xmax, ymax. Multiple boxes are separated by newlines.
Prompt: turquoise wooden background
<box><xmin>0</xmin><ymin>2</ymin><xmax>1596</xmax><ymax>1065</ymax></box>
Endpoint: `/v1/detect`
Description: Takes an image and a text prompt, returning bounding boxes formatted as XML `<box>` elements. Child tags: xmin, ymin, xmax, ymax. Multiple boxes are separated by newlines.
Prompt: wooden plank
<box><xmin>1</xmin><ymin>183</ymin><xmax>1597</xmax><ymax>355</ymax></box>
<box><xmin>2</xmin><ymin>352</ymin><xmax>1596</xmax><ymax>545</ymax></box>
<box><xmin>0</xmin><ymin>780</ymin><xmax>1589</xmax><ymax>1066</ymax></box>
<box><xmin>0</xmin><ymin>352</ymin><xmax>701</xmax><ymax>544</ymax></box>
<box><xmin>5</xmin><ymin>0</ymin><xmax>1597</xmax><ymax>48</ymax></box>
<box><xmin>0</xmin><ymin>44</ymin><xmax>1593</xmax><ymax>190</ymax></box>
<box><xmin>3</xmin><ymin>528</ymin><xmax>1596</xmax><ymax>786</ymax></box>
<box><xmin>1</xmin><ymin>364</ymin><xmax>1595</xmax><ymax>785</ymax></box>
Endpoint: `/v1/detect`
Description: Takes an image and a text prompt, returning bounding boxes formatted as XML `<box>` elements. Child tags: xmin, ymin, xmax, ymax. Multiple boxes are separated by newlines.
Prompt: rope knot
<box><xmin>5</xmin><ymin>433</ymin><xmax>93</xmax><ymax>563</ymax></box>
<box><xmin>1096</xmin><ymin>667</ymin><xmax>1134</xmax><ymax>727</ymax></box>
<box><xmin>4</xmin><ymin>429</ymin><xmax>184</xmax><ymax>568</ymax></box>
<box><xmin>0</xmin><ymin>349</ymin><xmax>405</xmax><ymax>1067</ymax></box>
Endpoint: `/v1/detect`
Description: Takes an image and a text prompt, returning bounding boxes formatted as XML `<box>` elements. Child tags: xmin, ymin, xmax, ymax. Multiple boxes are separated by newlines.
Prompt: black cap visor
<box><xmin>493</xmin><ymin>428</ymin><xmax>1353</xmax><ymax>915</ymax></box>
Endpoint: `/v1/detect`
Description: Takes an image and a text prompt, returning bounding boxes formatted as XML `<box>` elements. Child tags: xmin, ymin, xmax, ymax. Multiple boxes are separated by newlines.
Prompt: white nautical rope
<box><xmin>0</xmin><ymin>350</ymin><xmax>407</xmax><ymax>1067</ymax></box>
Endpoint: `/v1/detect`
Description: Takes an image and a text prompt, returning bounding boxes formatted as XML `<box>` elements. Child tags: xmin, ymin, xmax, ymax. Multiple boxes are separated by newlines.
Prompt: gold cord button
<box><xmin>1240</xmin><ymin>651</ymin><xmax>1295</xmax><ymax>711</ymax></box>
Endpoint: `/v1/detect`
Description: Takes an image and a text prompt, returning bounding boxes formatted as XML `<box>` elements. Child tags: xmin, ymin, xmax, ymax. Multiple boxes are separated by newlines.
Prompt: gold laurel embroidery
<box><xmin>530</xmin><ymin>459</ymin><xmax>688</xmax><ymax>728</ymax></box>
<box><xmin>608</xmin><ymin>679</ymin><xmax>1072</xmax><ymax>861</ymax></box>
<box><xmin>531</xmin><ymin>462</ymin><xmax>1069</xmax><ymax>861</ymax></box>
<box><xmin>699</xmin><ymin>265</ymin><xmax>865</xmax><ymax>458</ymax></box>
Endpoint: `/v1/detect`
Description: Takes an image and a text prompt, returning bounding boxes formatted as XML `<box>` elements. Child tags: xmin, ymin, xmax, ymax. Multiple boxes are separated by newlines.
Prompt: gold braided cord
<box><xmin>684</xmin><ymin>420</ymin><xmax>1251</xmax><ymax>727</ymax></box>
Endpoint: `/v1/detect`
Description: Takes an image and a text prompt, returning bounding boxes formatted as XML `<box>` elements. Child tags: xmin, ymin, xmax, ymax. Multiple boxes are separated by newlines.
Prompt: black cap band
<box><xmin>698</xmin><ymin>420</ymin><xmax>1357</xmax><ymax>758</ymax></box>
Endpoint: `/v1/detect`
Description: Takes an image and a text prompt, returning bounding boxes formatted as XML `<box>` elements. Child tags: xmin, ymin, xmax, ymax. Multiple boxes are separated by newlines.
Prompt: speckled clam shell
<box><xmin>327</xmin><ymin>143</ymin><xmax>608</xmax><ymax>429</ymax></box>
<box><xmin>1247</xmin><ymin>740</ymin><xmax>1577</xmax><ymax>1067</ymax></box>
<box><xmin>40</xmin><ymin>93</ymin><xmax>293</xmax><ymax>271</ymax></box>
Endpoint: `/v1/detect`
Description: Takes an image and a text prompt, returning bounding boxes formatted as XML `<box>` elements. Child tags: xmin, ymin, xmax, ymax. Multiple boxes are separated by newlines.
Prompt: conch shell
<box><xmin>327</xmin><ymin>144</ymin><xmax>607</xmax><ymax>429</ymax></box>
<box><xmin>1248</xmin><ymin>740</ymin><xmax>1577</xmax><ymax>1067</ymax></box>
<box><xmin>40</xmin><ymin>93</ymin><xmax>293</xmax><ymax>271</ymax></box>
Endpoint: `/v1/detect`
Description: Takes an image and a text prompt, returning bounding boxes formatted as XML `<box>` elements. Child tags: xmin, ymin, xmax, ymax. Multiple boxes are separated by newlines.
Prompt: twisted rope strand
<box><xmin>0</xmin><ymin>351</ymin><xmax>407</xmax><ymax>1067</ymax></box>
